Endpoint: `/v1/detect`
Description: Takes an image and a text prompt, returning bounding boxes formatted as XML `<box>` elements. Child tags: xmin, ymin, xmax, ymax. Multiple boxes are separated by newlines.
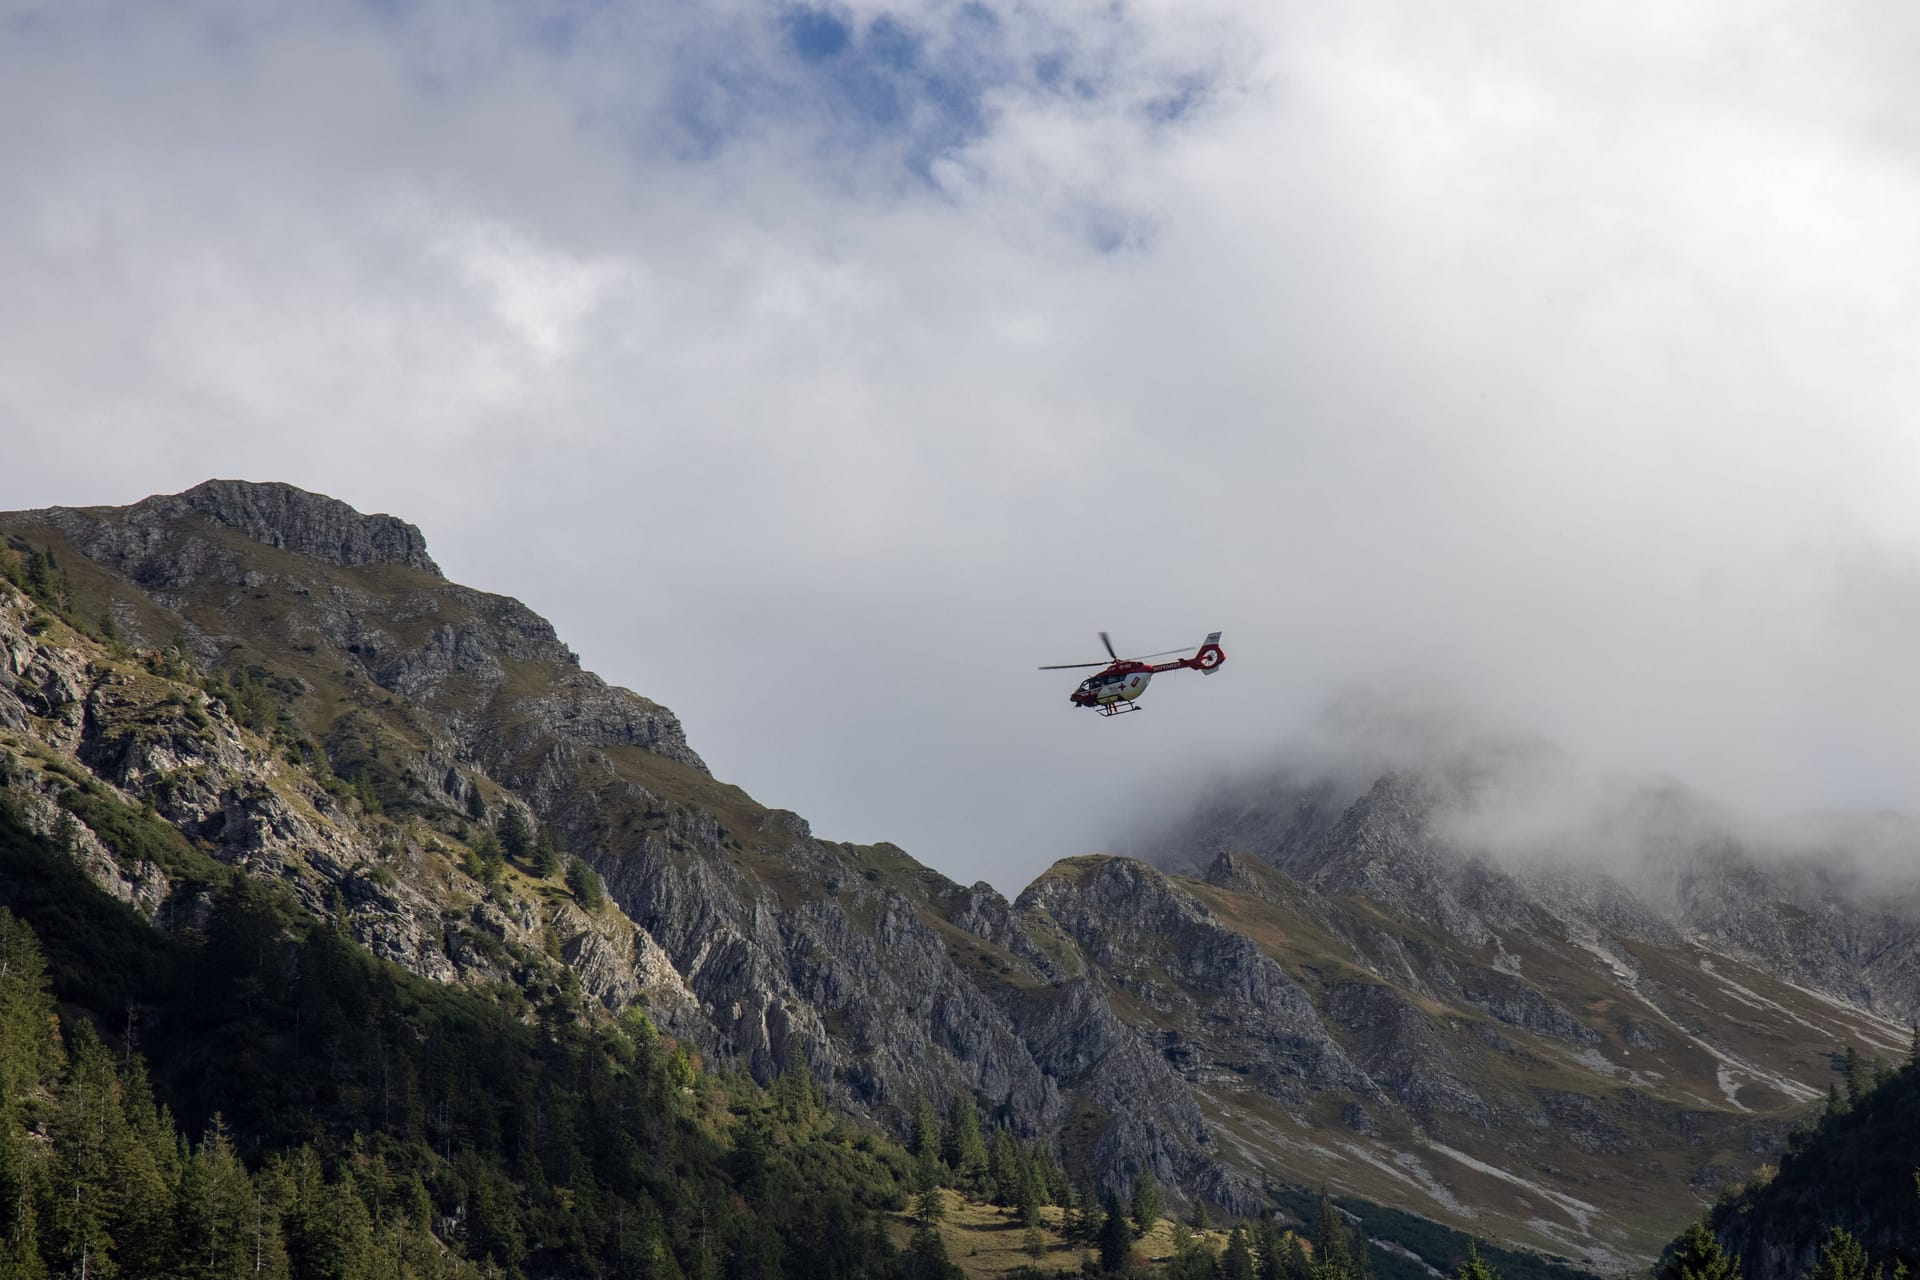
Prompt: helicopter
<box><xmin>1040</xmin><ymin>631</ymin><xmax>1225</xmax><ymax>716</ymax></box>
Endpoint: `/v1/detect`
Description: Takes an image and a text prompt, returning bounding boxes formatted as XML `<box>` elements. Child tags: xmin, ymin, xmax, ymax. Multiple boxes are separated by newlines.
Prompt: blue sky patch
<box><xmin>1145</xmin><ymin>76</ymin><xmax>1208</xmax><ymax>124</ymax></box>
<box><xmin>784</xmin><ymin>8</ymin><xmax>851</xmax><ymax>60</ymax></box>
<box><xmin>620</xmin><ymin>0</ymin><xmax>1212</xmax><ymax>243</ymax></box>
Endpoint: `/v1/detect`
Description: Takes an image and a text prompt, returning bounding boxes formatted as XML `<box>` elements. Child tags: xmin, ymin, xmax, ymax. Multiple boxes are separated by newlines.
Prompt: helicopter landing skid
<box><xmin>1095</xmin><ymin>701</ymin><xmax>1141</xmax><ymax>717</ymax></box>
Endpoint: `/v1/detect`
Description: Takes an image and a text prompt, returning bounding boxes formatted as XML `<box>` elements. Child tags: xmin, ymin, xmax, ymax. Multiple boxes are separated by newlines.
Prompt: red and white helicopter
<box><xmin>1040</xmin><ymin>631</ymin><xmax>1225</xmax><ymax>716</ymax></box>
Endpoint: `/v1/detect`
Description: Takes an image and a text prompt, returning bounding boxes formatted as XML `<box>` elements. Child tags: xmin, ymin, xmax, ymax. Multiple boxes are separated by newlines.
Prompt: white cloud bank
<box><xmin>5</xmin><ymin>0</ymin><xmax>1920</xmax><ymax>889</ymax></box>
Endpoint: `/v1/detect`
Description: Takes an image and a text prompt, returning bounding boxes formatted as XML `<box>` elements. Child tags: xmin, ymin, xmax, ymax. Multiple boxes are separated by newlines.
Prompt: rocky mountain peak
<box><xmin>155</xmin><ymin>479</ymin><xmax>442</xmax><ymax>575</ymax></box>
<box><xmin>25</xmin><ymin>479</ymin><xmax>442</xmax><ymax>578</ymax></box>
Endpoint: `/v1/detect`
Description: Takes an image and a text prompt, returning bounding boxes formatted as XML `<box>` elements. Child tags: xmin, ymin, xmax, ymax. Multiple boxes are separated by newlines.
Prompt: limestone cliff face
<box><xmin>0</xmin><ymin>585</ymin><xmax>685</xmax><ymax>1007</ymax></box>
<box><xmin>8</xmin><ymin>480</ymin><xmax>1920</xmax><ymax>1273</ymax></box>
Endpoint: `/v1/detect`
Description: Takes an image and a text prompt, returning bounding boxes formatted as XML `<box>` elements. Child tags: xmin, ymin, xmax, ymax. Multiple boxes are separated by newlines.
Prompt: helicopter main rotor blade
<box><xmin>1100</xmin><ymin>631</ymin><xmax>1118</xmax><ymax>661</ymax></box>
<box><xmin>1127</xmin><ymin>647</ymin><xmax>1193</xmax><ymax>661</ymax></box>
<box><xmin>1038</xmin><ymin>661</ymin><xmax>1109</xmax><ymax>670</ymax></box>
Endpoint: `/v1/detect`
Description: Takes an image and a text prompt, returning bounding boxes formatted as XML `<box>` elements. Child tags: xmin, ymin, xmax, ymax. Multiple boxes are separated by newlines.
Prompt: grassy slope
<box><xmin>881</xmin><ymin>1194</ymin><xmax>1204</xmax><ymax>1279</ymax></box>
<box><xmin>1049</xmin><ymin>852</ymin><xmax>1895</xmax><ymax>1264</ymax></box>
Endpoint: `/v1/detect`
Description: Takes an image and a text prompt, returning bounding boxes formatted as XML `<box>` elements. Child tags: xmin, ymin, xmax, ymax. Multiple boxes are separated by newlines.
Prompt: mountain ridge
<box><xmin>20</xmin><ymin>477</ymin><xmax>443</xmax><ymax>578</ymax></box>
<box><xmin>6</xmin><ymin>479</ymin><xmax>1917</xmax><ymax>1272</ymax></box>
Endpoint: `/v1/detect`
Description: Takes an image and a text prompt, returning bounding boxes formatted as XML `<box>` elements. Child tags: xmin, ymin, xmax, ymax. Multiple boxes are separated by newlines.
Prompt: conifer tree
<box><xmin>912</xmin><ymin>1094</ymin><xmax>942</xmax><ymax>1166</ymax></box>
<box><xmin>914</xmin><ymin>1153</ymin><xmax>948</xmax><ymax>1226</ymax></box>
<box><xmin>1456</xmin><ymin>1242</ymin><xmax>1501</xmax><ymax>1280</ymax></box>
<box><xmin>1130</xmin><ymin>1168</ymin><xmax>1163</xmax><ymax>1239</ymax></box>
<box><xmin>1036</xmin><ymin>1143</ymin><xmax>1072</xmax><ymax>1206</ymax></box>
<box><xmin>1224</xmin><ymin>1225</ymin><xmax>1257</xmax><ymax>1280</ymax></box>
<box><xmin>1065</xmin><ymin>1182</ymin><xmax>1094</xmax><ymax>1245</ymax></box>
<box><xmin>22</xmin><ymin>550</ymin><xmax>51</xmax><ymax>601</ymax></box>
<box><xmin>51</xmin><ymin>812</ymin><xmax>80</xmax><ymax>859</ymax></box>
<box><xmin>1016</xmin><ymin>1159</ymin><xmax>1042</xmax><ymax>1228</ymax></box>
<box><xmin>47</xmin><ymin>1022</ymin><xmax>133</xmax><ymax>1278</ymax></box>
<box><xmin>534</xmin><ymin>826</ymin><xmax>562</xmax><ymax>878</ymax></box>
<box><xmin>567</xmin><ymin>856</ymin><xmax>605</xmax><ymax>908</ymax></box>
<box><xmin>174</xmin><ymin>1116</ymin><xmax>261</xmax><ymax>1280</ymax></box>
<box><xmin>1806</xmin><ymin>1227</ymin><xmax>1872</xmax><ymax>1280</ymax></box>
<box><xmin>246</xmin><ymin>1186</ymin><xmax>291</xmax><ymax>1280</ymax></box>
<box><xmin>472</xmin><ymin>830</ymin><xmax>505</xmax><ymax>888</ymax></box>
<box><xmin>942</xmin><ymin>1097</ymin><xmax>989</xmax><ymax>1193</ymax></box>
<box><xmin>774</xmin><ymin>1054</ymin><xmax>819</xmax><ymax>1122</ymax></box>
<box><xmin>1254</xmin><ymin>1218</ymin><xmax>1282</xmax><ymax>1280</ymax></box>
<box><xmin>1098</xmin><ymin>1191</ymin><xmax>1133</xmax><ymax>1275</ymax></box>
<box><xmin>1655</xmin><ymin>1220</ymin><xmax>1740</xmax><ymax>1280</ymax></box>
<box><xmin>1279</xmin><ymin>1231</ymin><xmax>1314</xmax><ymax>1280</ymax></box>
<box><xmin>104</xmin><ymin>1057</ymin><xmax>178</xmax><ymax>1276</ymax></box>
<box><xmin>904</xmin><ymin>1218</ymin><xmax>961</xmax><ymax>1280</ymax></box>
<box><xmin>499</xmin><ymin>807</ymin><xmax>535</xmax><ymax>865</ymax></box>
<box><xmin>0</xmin><ymin>910</ymin><xmax>59</xmax><ymax>1103</ymax></box>
<box><xmin>1843</xmin><ymin>1046</ymin><xmax>1865</xmax><ymax>1104</ymax></box>
<box><xmin>0</xmin><ymin>1193</ymin><xmax>48</xmax><ymax>1280</ymax></box>
<box><xmin>1313</xmin><ymin>1191</ymin><xmax>1354</xmax><ymax>1280</ymax></box>
<box><xmin>274</xmin><ymin>1148</ymin><xmax>386</xmax><ymax>1280</ymax></box>
<box><xmin>990</xmin><ymin>1128</ymin><xmax>1020</xmax><ymax>1206</ymax></box>
<box><xmin>22</xmin><ymin>550</ymin><xmax>69</xmax><ymax>616</ymax></box>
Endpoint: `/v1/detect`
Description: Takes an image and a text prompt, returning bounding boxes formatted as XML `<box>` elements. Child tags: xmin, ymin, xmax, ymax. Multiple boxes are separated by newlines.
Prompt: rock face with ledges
<box><xmin>27</xmin><ymin>479</ymin><xmax>442</xmax><ymax>577</ymax></box>
<box><xmin>2</xmin><ymin>592</ymin><xmax>582</xmax><ymax>989</ymax></box>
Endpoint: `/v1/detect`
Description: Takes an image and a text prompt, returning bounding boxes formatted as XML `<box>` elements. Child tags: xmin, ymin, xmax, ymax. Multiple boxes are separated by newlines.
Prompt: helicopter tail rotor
<box><xmin>1193</xmin><ymin>631</ymin><xmax>1226</xmax><ymax>673</ymax></box>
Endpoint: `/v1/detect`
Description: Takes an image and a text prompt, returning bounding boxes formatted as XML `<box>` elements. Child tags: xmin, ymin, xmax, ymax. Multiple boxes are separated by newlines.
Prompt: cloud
<box><xmin>5</xmin><ymin>0</ymin><xmax>1920</xmax><ymax>891</ymax></box>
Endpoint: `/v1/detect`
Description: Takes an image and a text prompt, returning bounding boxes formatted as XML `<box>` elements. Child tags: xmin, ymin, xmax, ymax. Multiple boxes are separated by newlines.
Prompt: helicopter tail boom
<box><xmin>1142</xmin><ymin>631</ymin><xmax>1225</xmax><ymax>675</ymax></box>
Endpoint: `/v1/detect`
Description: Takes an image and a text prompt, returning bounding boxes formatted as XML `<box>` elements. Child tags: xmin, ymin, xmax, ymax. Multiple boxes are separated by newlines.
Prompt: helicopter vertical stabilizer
<box><xmin>1194</xmin><ymin>632</ymin><xmax>1225</xmax><ymax>673</ymax></box>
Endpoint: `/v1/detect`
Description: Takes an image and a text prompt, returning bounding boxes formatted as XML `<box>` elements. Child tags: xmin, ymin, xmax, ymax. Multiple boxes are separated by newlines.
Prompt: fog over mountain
<box><xmin>7</xmin><ymin>1</ymin><xmax>1920</xmax><ymax>890</ymax></box>
<box><xmin>1122</xmin><ymin>687</ymin><xmax>1920</xmax><ymax>912</ymax></box>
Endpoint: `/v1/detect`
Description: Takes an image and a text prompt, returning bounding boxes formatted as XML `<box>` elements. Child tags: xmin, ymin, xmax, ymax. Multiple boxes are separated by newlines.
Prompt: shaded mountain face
<box><xmin>4</xmin><ymin>481</ymin><xmax>1916</xmax><ymax>1274</ymax></box>
<box><xmin>1693</xmin><ymin>1055</ymin><xmax>1920</xmax><ymax>1280</ymax></box>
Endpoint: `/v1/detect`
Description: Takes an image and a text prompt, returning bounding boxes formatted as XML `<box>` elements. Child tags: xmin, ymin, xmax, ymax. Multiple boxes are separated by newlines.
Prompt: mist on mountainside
<box><xmin>1116</xmin><ymin>685</ymin><xmax>1920</xmax><ymax>898</ymax></box>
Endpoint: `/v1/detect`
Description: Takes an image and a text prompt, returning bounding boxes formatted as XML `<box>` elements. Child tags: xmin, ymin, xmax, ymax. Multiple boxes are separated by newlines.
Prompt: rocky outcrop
<box><xmin>589</xmin><ymin>822</ymin><xmax>1069</xmax><ymax>1131</ymax></box>
<box><xmin>0</xmin><ymin>586</ymin><xmax>691</xmax><ymax>1022</ymax></box>
<box><xmin>23</xmin><ymin>479</ymin><xmax>441</xmax><ymax>577</ymax></box>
